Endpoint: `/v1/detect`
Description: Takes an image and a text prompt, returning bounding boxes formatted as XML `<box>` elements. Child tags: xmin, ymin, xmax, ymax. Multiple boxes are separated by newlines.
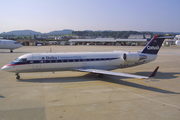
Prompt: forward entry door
<box><xmin>33</xmin><ymin>54</ymin><xmax>41</xmax><ymax>69</ymax></box>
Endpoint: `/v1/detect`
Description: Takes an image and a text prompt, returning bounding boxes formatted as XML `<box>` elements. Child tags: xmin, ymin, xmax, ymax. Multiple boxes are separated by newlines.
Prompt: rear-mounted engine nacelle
<box><xmin>122</xmin><ymin>53</ymin><xmax>147</xmax><ymax>62</ymax></box>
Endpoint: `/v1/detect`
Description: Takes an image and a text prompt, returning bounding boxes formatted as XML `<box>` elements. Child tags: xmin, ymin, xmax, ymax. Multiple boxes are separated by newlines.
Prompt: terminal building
<box><xmin>15</xmin><ymin>34</ymin><xmax>176</xmax><ymax>46</ymax></box>
<box><xmin>69</xmin><ymin>34</ymin><xmax>150</xmax><ymax>46</ymax></box>
<box><xmin>128</xmin><ymin>34</ymin><xmax>151</xmax><ymax>39</ymax></box>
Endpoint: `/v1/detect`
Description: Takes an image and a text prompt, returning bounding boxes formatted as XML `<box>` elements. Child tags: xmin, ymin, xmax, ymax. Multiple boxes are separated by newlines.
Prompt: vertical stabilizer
<box><xmin>141</xmin><ymin>35</ymin><xmax>166</xmax><ymax>54</ymax></box>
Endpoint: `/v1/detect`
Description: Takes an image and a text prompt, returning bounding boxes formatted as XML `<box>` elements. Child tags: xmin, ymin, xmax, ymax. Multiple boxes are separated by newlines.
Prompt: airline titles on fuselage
<box><xmin>42</xmin><ymin>56</ymin><xmax>82</xmax><ymax>60</ymax></box>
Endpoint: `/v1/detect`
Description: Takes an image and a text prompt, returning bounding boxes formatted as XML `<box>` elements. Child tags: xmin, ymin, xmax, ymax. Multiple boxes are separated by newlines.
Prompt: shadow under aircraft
<box><xmin>18</xmin><ymin>72</ymin><xmax>180</xmax><ymax>94</ymax></box>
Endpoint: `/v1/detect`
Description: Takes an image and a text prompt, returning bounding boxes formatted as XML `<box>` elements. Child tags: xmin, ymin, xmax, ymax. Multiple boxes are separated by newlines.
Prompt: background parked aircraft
<box><xmin>0</xmin><ymin>39</ymin><xmax>22</xmax><ymax>52</ymax></box>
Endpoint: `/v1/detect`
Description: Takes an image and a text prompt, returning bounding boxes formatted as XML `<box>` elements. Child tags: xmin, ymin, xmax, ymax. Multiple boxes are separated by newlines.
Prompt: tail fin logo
<box><xmin>142</xmin><ymin>35</ymin><xmax>174</xmax><ymax>54</ymax></box>
<box><xmin>154</xmin><ymin>40</ymin><xmax>157</xmax><ymax>43</ymax></box>
<box><xmin>147</xmin><ymin>45</ymin><xmax>159</xmax><ymax>50</ymax></box>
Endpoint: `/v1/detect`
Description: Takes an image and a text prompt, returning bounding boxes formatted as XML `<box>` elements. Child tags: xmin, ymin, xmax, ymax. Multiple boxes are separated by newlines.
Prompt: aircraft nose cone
<box><xmin>18</xmin><ymin>44</ymin><xmax>23</xmax><ymax>48</ymax></box>
<box><xmin>1</xmin><ymin>65</ymin><xmax>7</xmax><ymax>71</ymax></box>
<box><xmin>1</xmin><ymin>65</ymin><xmax>15</xmax><ymax>72</ymax></box>
<box><xmin>1</xmin><ymin>65</ymin><xmax>10</xmax><ymax>71</ymax></box>
<box><xmin>1</xmin><ymin>65</ymin><xmax>6</xmax><ymax>70</ymax></box>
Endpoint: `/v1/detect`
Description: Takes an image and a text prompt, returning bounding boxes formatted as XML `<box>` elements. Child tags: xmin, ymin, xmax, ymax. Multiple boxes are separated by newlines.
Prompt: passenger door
<box><xmin>33</xmin><ymin>54</ymin><xmax>41</xmax><ymax>69</ymax></box>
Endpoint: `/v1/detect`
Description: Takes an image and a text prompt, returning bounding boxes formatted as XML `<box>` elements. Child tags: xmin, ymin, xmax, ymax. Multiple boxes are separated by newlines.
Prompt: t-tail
<box><xmin>141</xmin><ymin>35</ymin><xmax>166</xmax><ymax>54</ymax></box>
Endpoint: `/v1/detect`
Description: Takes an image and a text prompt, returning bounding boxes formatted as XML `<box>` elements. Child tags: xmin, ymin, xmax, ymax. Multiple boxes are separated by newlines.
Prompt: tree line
<box><xmin>72</xmin><ymin>31</ymin><xmax>153</xmax><ymax>38</ymax></box>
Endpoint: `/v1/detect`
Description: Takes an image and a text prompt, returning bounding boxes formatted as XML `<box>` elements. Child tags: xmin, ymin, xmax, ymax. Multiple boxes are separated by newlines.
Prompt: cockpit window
<box><xmin>19</xmin><ymin>58</ymin><xmax>27</xmax><ymax>62</ymax></box>
<box><xmin>13</xmin><ymin>58</ymin><xmax>27</xmax><ymax>62</ymax></box>
<box><xmin>14</xmin><ymin>42</ymin><xmax>19</xmax><ymax>44</ymax></box>
<box><xmin>13</xmin><ymin>58</ymin><xmax>20</xmax><ymax>62</ymax></box>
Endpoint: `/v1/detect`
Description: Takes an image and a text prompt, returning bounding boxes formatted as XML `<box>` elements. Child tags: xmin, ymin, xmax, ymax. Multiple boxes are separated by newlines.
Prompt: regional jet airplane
<box><xmin>0</xmin><ymin>39</ymin><xmax>22</xmax><ymax>52</ymax></box>
<box><xmin>1</xmin><ymin>35</ymin><xmax>170</xmax><ymax>80</ymax></box>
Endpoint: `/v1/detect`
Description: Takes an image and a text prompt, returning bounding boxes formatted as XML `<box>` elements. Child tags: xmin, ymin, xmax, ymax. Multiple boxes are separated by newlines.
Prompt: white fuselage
<box><xmin>0</xmin><ymin>39</ymin><xmax>22</xmax><ymax>50</ymax></box>
<box><xmin>2</xmin><ymin>51</ymin><xmax>157</xmax><ymax>73</ymax></box>
<box><xmin>174</xmin><ymin>35</ymin><xmax>180</xmax><ymax>46</ymax></box>
<box><xmin>175</xmin><ymin>40</ymin><xmax>180</xmax><ymax>46</ymax></box>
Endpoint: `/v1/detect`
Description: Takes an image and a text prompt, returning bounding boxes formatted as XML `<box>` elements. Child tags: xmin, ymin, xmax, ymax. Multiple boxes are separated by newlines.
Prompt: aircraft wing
<box><xmin>76</xmin><ymin>66</ymin><xmax>159</xmax><ymax>79</ymax></box>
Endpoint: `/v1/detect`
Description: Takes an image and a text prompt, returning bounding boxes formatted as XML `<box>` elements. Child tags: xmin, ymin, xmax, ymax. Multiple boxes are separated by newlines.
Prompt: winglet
<box><xmin>149</xmin><ymin>66</ymin><xmax>159</xmax><ymax>77</ymax></box>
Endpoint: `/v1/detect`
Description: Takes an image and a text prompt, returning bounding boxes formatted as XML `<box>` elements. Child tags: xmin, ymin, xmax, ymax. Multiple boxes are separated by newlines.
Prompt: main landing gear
<box><xmin>97</xmin><ymin>74</ymin><xmax>103</xmax><ymax>78</ymax></box>
<box><xmin>10</xmin><ymin>50</ymin><xmax>13</xmax><ymax>53</ymax></box>
<box><xmin>15</xmin><ymin>73</ymin><xmax>20</xmax><ymax>80</ymax></box>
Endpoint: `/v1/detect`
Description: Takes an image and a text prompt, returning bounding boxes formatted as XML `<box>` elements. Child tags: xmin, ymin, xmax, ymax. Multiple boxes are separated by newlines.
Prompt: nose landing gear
<box><xmin>10</xmin><ymin>49</ymin><xmax>14</xmax><ymax>53</ymax></box>
<box><xmin>15</xmin><ymin>73</ymin><xmax>20</xmax><ymax>80</ymax></box>
<box><xmin>97</xmin><ymin>74</ymin><xmax>103</xmax><ymax>78</ymax></box>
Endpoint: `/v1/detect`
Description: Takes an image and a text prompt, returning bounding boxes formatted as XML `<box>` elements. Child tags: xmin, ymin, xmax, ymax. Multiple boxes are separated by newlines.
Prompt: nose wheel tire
<box><xmin>16</xmin><ymin>76</ymin><xmax>20</xmax><ymax>80</ymax></box>
<box><xmin>15</xmin><ymin>73</ymin><xmax>20</xmax><ymax>80</ymax></box>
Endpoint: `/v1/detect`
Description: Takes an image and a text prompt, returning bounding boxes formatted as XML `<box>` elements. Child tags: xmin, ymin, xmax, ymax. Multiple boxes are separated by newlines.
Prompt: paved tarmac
<box><xmin>0</xmin><ymin>45</ymin><xmax>180</xmax><ymax>120</ymax></box>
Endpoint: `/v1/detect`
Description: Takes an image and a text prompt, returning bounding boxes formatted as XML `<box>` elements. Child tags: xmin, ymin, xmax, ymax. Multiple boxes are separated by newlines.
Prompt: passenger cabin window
<box><xmin>51</xmin><ymin>60</ymin><xmax>56</xmax><ymax>63</ymax></box>
<box><xmin>69</xmin><ymin>59</ymin><xmax>73</xmax><ymax>62</ymax></box>
<box><xmin>74</xmin><ymin>59</ymin><xmax>79</xmax><ymax>62</ymax></box>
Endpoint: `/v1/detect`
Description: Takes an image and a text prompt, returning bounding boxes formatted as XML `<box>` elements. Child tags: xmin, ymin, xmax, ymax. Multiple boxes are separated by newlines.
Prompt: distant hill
<box><xmin>0</xmin><ymin>29</ymin><xmax>73</xmax><ymax>36</ymax></box>
<box><xmin>1</xmin><ymin>30</ymin><xmax>41</xmax><ymax>36</ymax></box>
<box><xmin>44</xmin><ymin>29</ymin><xmax>73</xmax><ymax>35</ymax></box>
<box><xmin>1</xmin><ymin>29</ymin><xmax>179</xmax><ymax>36</ymax></box>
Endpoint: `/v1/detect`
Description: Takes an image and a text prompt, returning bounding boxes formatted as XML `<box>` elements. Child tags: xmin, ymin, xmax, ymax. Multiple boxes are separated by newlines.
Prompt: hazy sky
<box><xmin>1</xmin><ymin>0</ymin><xmax>180</xmax><ymax>33</ymax></box>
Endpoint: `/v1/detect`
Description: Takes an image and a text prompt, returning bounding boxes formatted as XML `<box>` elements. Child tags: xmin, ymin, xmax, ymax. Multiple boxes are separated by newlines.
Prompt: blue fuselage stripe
<box><xmin>8</xmin><ymin>57</ymin><xmax>119</xmax><ymax>66</ymax></box>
